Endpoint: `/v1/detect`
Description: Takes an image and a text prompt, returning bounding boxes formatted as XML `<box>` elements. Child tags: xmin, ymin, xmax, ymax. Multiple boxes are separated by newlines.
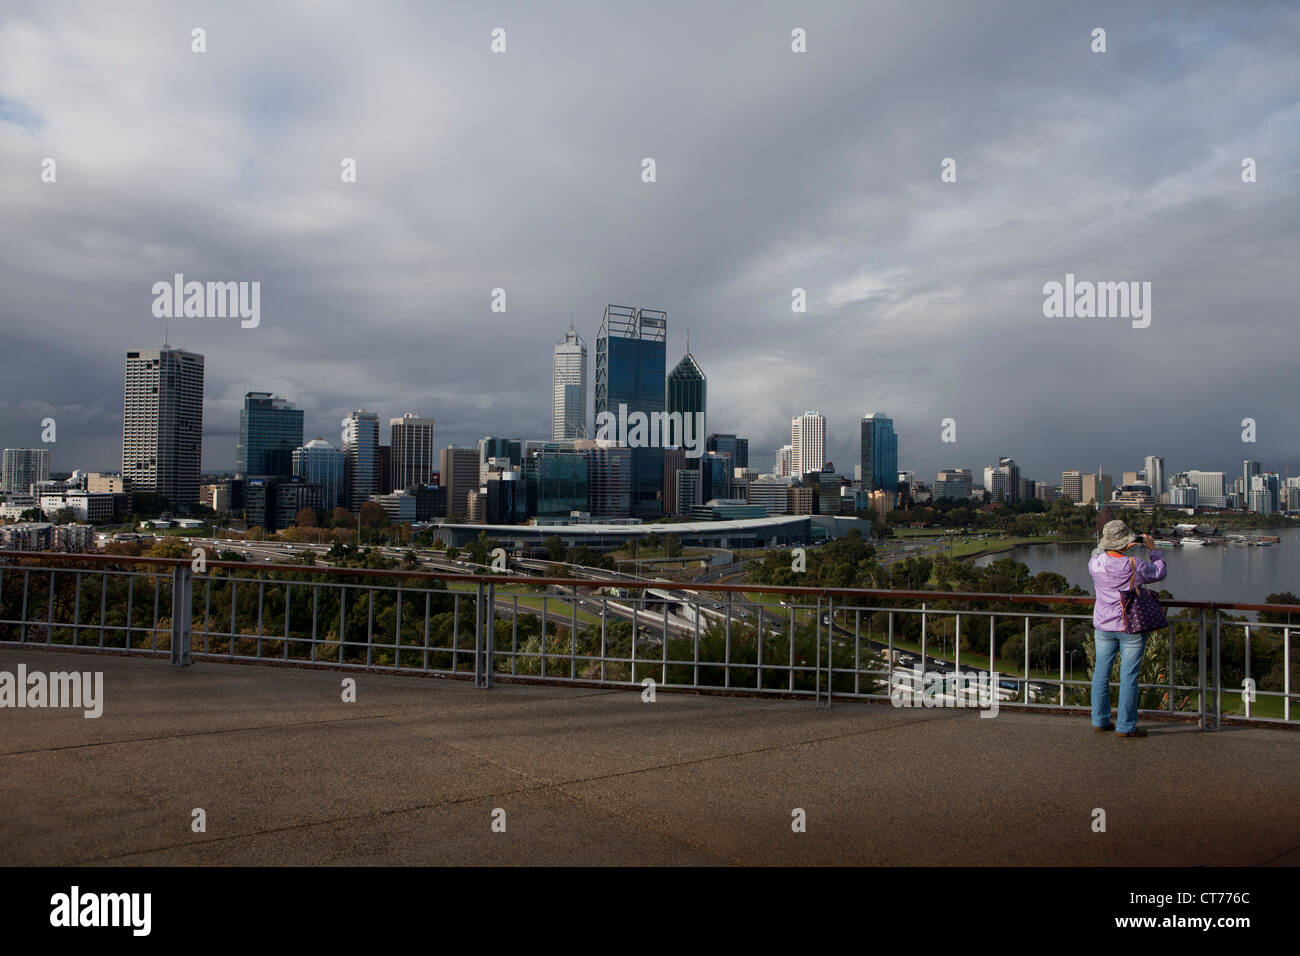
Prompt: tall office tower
<box><xmin>236</xmin><ymin>392</ymin><xmax>303</xmax><ymax>478</ymax></box>
<box><xmin>1080</xmin><ymin>472</ymin><xmax>1113</xmax><ymax>506</ymax></box>
<box><xmin>577</xmin><ymin>441</ymin><xmax>633</xmax><ymax>518</ymax></box>
<box><xmin>342</xmin><ymin>409</ymin><xmax>379</xmax><ymax>512</ymax></box>
<box><xmin>523</xmin><ymin>445</ymin><xmax>588</xmax><ymax>517</ymax></box>
<box><xmin>665</xmin><ymin>344</ymin><xmax>707</xmax><ymax>444</ymax></box>
<box><xmin>983</xmin><ymin>466</ymin><xmax>1008</xmax><ymax>503</ymax></box>
<box><xmin>553</xmin><ymin>322</ymin><xmax>588</xmax><ymax>440</ymax></box>
<box><xmin>293</xmin><ymin>438</ymin><xmax>346</xmax><ymax>512</ymax></box>
<box><xmin>595</xmin><ymin>305</ymin><xmax>667</xmax><ymax>517</ymax></box>
<box><xmin>2</xmin><ymin>448</ymin><xmax>51</xmax><ymax>494</ymax></box>
<box><xmin>998</xmin><ymin>456</ymin><xmax>1020</xmax><ymax>504</ymax></box>
<box><xmin>859</xmin><ymin>413</ymin><xmax>899</xmax><ymax>493</ymax></box>
<box><xmin>706</xmin><ymin>434</ymin><xmax>749</xmax><ymax>470</ymax></box>
<box><xmin>775</xmin><ymin>445</ymin><xmax>793</xmax><ymax>477</ymax></box>
<box><xmin>440</xmin><ymin>446</ymin><xmax>481</xmax><ymax>520</ymax></box>
<box><xmin>478</xmin><ymin>436</ymin><xmax>523</xmax><ymax>483</ymax></box>
<box><xmin>1249</xmin><ymin>473</ymin><xmax>1280</xmax><ymax>514</ymax></box>
<box><xmin>1144</xmin><ymin>456</ymin><xmax>1165</xmax><ymax>501</ymax></box>
<box><xmin>662</xmin><ymin>447</ymin><xmax>687</xmax><ymax>515</ymax></box>
<box><xmin>1061</xmin><ymin>470</ymin><xmax>1084</xmax><ymax>504</ymax></box>
<box><xmin>122</xmin><ymin>348</ymin><xmax>204</xmax><ymax>505</ymax></box>
<box><xmin>791</xmin><ymin>411</ymin><xmax>826</xmax><ymax>478</ymax></box>
<box><xmin>390</xmin><ymin>414</ymin><xmax>436</xmax><ymax>491</ymax></box>
<box><xmin>1186</xmin><ymin>470</ymin><xmax>1227</xmax><ymax>508</ymax></box>
<box><xmin>1243</xmin><ymin>460</ymin><xmax>1261</xmax><ymax>499</ymax></box>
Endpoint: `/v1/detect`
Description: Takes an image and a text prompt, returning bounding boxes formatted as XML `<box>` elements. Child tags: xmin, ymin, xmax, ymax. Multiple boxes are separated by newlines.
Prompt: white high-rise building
<box><xmin>389</xmin><ymin>414</ymin><xmax>436</xmax><ymax>492</ymax></box>
<box><xmin>2</xmin><ymin>448</ymin><xmax>51</xmax><ymax>494</ymax></box>
<box><xmin>553</xmin><ymin>322</ymin><xmax>588</xmax><ymax>440</ymax></box>
<box><xmin>1186</xmin><ymin>470</ymin><xmax>1226</xmax><ymax>509</ymax></box>
<box><xmin>122</xmin><ymin>348</ymin><xmax>204</xmax><ymax>505</ymax></box>
<box><xmin>1144</xmin><ymin>455</ymin><xmax>1165</xmax><ymax>501</ymax></box>
<box><xmin>343</xmin><ymin>410</ymin><xmax>379</xmax><ymax>511</ymax></box>
<box><xmin>791</xmin><ymin>411</ymin><xmax>825</xmax><ymax>478</ymax></box>
<box><xmin>774</xmin><ymin>445</ymin><xmax>793</xmax><ymax>477</ymax></box>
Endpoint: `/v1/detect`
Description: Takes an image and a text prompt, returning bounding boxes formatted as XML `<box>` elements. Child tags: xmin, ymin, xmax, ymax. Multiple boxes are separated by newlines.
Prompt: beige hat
<box><xmin>1098</xmin><ymin>519</ymin><xmax>1136</xmax><ymax>552</ymax></box>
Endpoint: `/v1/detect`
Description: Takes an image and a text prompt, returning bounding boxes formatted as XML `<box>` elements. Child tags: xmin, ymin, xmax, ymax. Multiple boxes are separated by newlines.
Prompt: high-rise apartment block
<box><xmin>859</xmin><ymin>413</ymin><xmax>898</xmax><ymax>493</ymax></box>
<box><xmin>123</xmin><ymin>348</ymin><xmax>204</xmax><ymax>505</ymax></box>
<box><xmin>2</xmin><ymin>448</ymin><xmax>50</xmax><ymax>494</ymax></box>
<box><xmin>791</xmin><ymin>411</ymin><xmax>825</xmax><ymax>478</ymax></box>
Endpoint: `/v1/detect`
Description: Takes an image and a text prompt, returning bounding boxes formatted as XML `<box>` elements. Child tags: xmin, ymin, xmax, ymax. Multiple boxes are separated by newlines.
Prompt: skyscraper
<box><xmin>666</xmin><ymin>343</ymin><xmax>706</xmax><ymax>444</ymax></box>
<box><xmin>122</xmin><ymin>348</ymin><xmax>204</xmax><ymax>505</ymax></box>
<box><xmin>293</xmin><ymin>438</ymin><xmax>345</xmax><ymax>512</ymax></box>
<box><xmin>342</xmin><ymin>409</ymin><xmax>379</xmax><ymax>512</ymax></box>
<box><xmin>390</xmin><ymin>414</ymin><xmax>437</xmax><ymax>491</ymax></box>
<box><xmin>706</xmin><ymin>434</ymin><xmax>749</xmax><ymax>471</ymax></box>
<box><xmin>859</xmin><ymin>413</ymin><xmax>899</xmax><ymax>493</ymax></box>
<box><xmin>1144</xmin><ymin>455</ymin><xmax>1165</xmax><ymax>502</ymax></box>
<box><xmin>2</xmin><ymin>448</ymin><xmax>50</xmax><ymax>494</ymax></box>
<box><xmin>553</xmin><ymin>322</ymin><xmax>588</xmax><ymax>440</ymax></box>
<box><xmin>791</xmin><ymin>411</ymin><xmax>825</xmax><ymax>478</ymax></box>
<box><xmin>1243</xmin><ymin>459</ymin><xmax>1261</xmax><ymax>500</ymax></box>
<box><xmin>1061</xmin><ymin>470</ymin><xmax>1084</xmax><ymax>504</ymax></box>
<box><xmin>440</xmin><ymin>446</ymin><xmax>480</xmax><ymax>520</ymax></box>
<box><xmin>774</xmin><ymin>445</ymin><xmax>793</xmax><ymax>477</ymax></box>
<box><xmin>595</xmin><ymin>305</ymin><xmax>667</xmax><ymax>517</ymax></box>
<box><xmin>236</xmin><ymin>392</ymin><xmax>303</xmax><ymax>478</ymax></box>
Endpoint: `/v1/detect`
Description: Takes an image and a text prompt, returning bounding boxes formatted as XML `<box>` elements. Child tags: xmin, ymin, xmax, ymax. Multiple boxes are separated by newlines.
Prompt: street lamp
<box><xmin>1068</xmin><ymin>649</ymin><xmax>1079</xmax><ymax>684</ymax></box>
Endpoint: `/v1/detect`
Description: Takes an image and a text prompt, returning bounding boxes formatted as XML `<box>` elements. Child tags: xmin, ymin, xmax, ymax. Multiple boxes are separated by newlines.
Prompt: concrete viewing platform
<box><xmin>1</xmin><ymin>647</ymin><xmax>1297</xmax><ymax>866</ymax></box>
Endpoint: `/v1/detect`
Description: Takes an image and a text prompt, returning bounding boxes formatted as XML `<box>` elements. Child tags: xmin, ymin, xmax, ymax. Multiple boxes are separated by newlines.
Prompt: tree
<box><xmin>359</xmin><ymin>501</ymin><xmax>389</xmax><ymax>529</ymax></box>
<box><xmin>664</xmin><ymin>533</ymin><xmax>682</xmax><ymax>558</ymax></box>
<box><xmin>18</xmin><ymin>507</ymin><xmax>47</xmax><ymax>522</ymax></box>
<box><xmin>295</xmin><ymin>507</ymin><xmax>318</xmax><ymax>527</ymax></box>
<box><xmin>1260</xmin><ymin>592</ymin><xmax>1300</xmax><ymax>626</ymax></box>
<box><xmin>446</xmin><ymin>545</ymin><xmax>461</xmax><ymax>561</ymax></box>
<box><xmin>330</xmin><ymin>507</ymin><xmax>355</xmax><ymax>528</ymax></box>
<box><xmin>544</xmin><ymin>535</ymin><xmax>566</xmax><ymax>563</ymax></box>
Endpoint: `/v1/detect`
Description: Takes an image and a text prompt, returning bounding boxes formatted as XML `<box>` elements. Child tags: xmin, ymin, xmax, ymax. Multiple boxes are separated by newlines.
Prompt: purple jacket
<box><xmin>1088</xmin><ymin>549</ymin><xmax>1167</xmax><ymax>631</ymax></box>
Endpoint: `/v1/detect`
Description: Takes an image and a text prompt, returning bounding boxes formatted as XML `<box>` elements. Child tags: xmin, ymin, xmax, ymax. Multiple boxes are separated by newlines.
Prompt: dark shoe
<box><xmin>1093</xmin><ymin>723</ymin><xmax>1114</xmax><ymax>732</ymax></box>
<box><xmin>1117</xmin><ymin>727</ymin><xmax>1147</xmax><ymax>737</ymax></box>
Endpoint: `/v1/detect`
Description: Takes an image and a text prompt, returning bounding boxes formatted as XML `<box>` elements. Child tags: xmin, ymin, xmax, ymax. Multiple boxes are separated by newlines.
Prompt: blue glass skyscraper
<box><xmin>860</xmin><ymin>413</ymin><xmax>898</xmax><ymax>493</ymax></box>
<box><xmin>595</xmin><ymin>305</ymin><xmax>666</xmax><ymax>518</ymax></box>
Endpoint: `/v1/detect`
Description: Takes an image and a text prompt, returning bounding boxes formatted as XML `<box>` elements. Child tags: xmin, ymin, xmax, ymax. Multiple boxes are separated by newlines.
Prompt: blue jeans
<box><xmin>1092</xmin><ymin>630</ymin><xmax>1147</xmax><ymax>732</ymax></box>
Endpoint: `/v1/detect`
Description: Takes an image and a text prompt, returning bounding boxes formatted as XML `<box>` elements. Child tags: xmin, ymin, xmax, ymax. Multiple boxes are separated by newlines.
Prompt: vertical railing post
<box><xmin>1213</xmin><ymin>611</ymin><xmax>1222</xmax><ymax>730</ymax></box>
<box><xmin>474</xmin><ymin>580</ymin><xmax>488</xmax><ymax>689</ymax></box>
<box><xmin>170</xmin><ymin>564</ymin><xmax>192</xmax><ymax>666</ymax></box>
<box><xmin>1198</xmin><ymin>609</ymin><xmax>1207</xmax><ymax>731</ymax></box>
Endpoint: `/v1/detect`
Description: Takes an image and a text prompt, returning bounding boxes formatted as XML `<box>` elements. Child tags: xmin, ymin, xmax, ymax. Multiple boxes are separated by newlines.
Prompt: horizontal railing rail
<box><xmin>1</xmin><ymin>552</ymin><xmax>1294</xmax><ymax>730</ymax></box>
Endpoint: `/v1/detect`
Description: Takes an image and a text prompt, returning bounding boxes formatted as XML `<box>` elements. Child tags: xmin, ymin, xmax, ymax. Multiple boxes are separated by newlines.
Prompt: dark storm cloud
<box><xmin>0</xmin><ymin>0</ymin><xmax>1296</xmax><ymax>486</ymax></box>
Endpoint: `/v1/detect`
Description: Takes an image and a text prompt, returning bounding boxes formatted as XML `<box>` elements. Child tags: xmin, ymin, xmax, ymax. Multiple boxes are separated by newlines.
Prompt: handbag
<box><xmin>1119</xmin><ymin>556</ymin><xmax>1167</xmax><ymax>632</ymax></box>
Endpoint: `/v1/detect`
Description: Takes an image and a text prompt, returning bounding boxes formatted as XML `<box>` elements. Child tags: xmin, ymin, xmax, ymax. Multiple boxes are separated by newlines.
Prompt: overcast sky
<box><xmin>2</xmin><ymin>0</ymin><xmax>1297</xmax><ymax>487</ymax></box>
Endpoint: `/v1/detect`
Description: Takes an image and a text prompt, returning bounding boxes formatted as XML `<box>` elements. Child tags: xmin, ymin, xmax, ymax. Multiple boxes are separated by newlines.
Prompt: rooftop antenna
<box><xmin>686</xmin><ymin>328</ymin><xmax>690</xmax><ymax>354</ymax></box>
<box><xmin>163</xmin><ymin>320</ymin><xmax>169</xmax><ymax>349</ymax></box>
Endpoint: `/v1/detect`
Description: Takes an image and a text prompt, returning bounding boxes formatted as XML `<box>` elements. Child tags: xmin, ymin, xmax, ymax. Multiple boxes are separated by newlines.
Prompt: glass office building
<box><xmin>859</xmin><ymin>412</ymin><xmax>898</xmax><ymax>493</ymax></box>
<box><xmin>236</xmin><ymin>392</ymin><xmax>303</xmax><ymax>479</ymax></box>
<box><xmin>524</xmin><ymin>446</ymin><xmax>589</xmax><ymax>517</ymax></box>
<box><xmin>595</xmin><ymin>305</ymin><xmax>666</xmax><ymax>518</ymax></box>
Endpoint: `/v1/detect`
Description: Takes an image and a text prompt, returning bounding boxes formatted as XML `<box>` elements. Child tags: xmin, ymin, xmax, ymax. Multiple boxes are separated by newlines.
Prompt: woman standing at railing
<box><xmin>1087</xmin><ymin>519</ymin><xmax>1167</xmax><ymax>738</ymax></box>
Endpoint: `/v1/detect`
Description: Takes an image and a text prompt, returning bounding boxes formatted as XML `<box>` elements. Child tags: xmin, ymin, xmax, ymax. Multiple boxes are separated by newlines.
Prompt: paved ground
<box><xmin>1</xmin><ymin>647</ymin><xmax>1297</xmax><ymax>866</ymax></box>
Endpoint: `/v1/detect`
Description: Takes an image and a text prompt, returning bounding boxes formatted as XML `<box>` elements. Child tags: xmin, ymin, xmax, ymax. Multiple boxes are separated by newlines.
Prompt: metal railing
<box><xmin>0</xmin><ymin>552</ymin><xmax>1295</xmax><ymax>730</ymax></box>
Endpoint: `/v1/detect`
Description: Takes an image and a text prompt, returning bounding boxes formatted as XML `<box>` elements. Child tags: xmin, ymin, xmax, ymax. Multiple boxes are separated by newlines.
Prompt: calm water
<box><xmin>973</xmin><ymin>526</ymin><xmax>1300</xmax><ymax>607</ymax></box>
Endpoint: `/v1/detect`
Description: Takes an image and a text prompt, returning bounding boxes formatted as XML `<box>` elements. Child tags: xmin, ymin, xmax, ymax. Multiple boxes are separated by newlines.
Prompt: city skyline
<box><xmin>1</xmin><ymin>3</ymin><xmax>1297</xmax><ymax>487</ymax></box>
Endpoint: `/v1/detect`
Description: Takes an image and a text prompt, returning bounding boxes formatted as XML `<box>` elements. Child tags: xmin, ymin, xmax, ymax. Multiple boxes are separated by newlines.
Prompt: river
<box><xmin>973</xmin><ymin>525</ymin><xmax>1300</xmax><ymax>607</ymax></box>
